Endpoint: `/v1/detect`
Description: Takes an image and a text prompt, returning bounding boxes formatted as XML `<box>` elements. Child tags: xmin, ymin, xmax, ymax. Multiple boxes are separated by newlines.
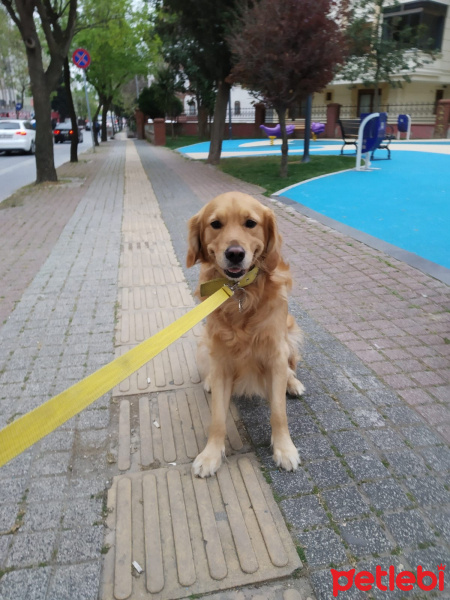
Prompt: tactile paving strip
<box><xmin>102</xmin><ymin>454</ymin><xmax>301</xmax><ymax>600</ymax></box>
<box><xmin>116</xmin><ymin>389</ymin><xmax>247</xmax><ymax>471</ymax></box>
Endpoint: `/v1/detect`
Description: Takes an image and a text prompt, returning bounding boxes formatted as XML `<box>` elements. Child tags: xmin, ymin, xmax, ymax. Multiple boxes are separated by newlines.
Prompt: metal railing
<box><xmin>339</xmin><ymin>102</ymin><xmax>435</xmax><ymax>121</ymax></box>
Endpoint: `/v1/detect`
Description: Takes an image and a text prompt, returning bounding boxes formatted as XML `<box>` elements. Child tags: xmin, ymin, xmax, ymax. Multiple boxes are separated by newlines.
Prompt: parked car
<box><xmin>0</xmin><ymin>119</ymin><xmax>36</xmax><ymax>155</ymax></box>
<box><xmin>53</xmin><ymin>122</ymin><xmax>83</xmax><ymax>144</ymax></box>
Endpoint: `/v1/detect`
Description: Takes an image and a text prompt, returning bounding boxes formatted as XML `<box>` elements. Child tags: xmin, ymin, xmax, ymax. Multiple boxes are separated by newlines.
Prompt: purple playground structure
<box><xmin>259</xmin><ymin>124</ymin><xmax>295</xmax><ymax>137</ymax></box>
<box><xmin>259</xmin><ymin>122</ymin><xmax>325</xmax><ymax>138</ymax></box>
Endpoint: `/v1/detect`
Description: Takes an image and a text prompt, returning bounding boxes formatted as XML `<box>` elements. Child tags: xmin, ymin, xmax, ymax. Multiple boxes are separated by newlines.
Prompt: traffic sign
<box><xmin>72</xmin><ymin>48</ymin><xmax>91</xmax><ymax>69</ymax></box>
<box><xmin>15</xmin><ymin>102</ymin><xmax>22</xmax><ymax>111</ymax></box>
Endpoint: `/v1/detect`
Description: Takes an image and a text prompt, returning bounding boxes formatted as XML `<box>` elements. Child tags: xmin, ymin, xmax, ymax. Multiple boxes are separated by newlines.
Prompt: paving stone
<box><xmin>298</xmin><ymin>527</ymin><xmax>348</xmax><ymax>567</ymax></box>
<box><xmin>340</xmin><ymin>518</ymin><xmax>392</xmax><ymax>556</ymax></box>
<box><xmin>361</xmin><ymin>479</ymin><xmax>411</xmax><ymax>511</ymax></box>
<box><xmin>0</xmin><ymin>535</ymin><xmax>10</xmax><ymax>562</ymax></box>
<box><xmin>384</xmin><ymin>509</ymin><xmax>434</xmax><ymax>547</ymax></box>
<box><xmin>0</xmin><ymin>504</ymin><xmax>18</xmax><ymax>533</ymax></box>
<box><xmin>356</xmin><ymin>557</ymin><xmax>414</xmax><ymax>600</ymax></box>
<box><xmin>351</xmin><ymin>408</ymin><xmax>386</xmax><ymax>428</ymax></box>
<box><xmin>329</xmin><ymin>431</ymin><xmax>370</xmax><ymax>455</ymax></box>
<box><xmin>383</xmin><ymin>406</ymin><xmax>422</xmax><ymax>426</ymax></box>
<box><xmin>0</xmin><ymin>478</ymin><xmax>27</xmax><ymax>504</ymax></box>
<box><xmin>383</xmin><ymin>449</ymin><xmax>428</xmax><ymax>477</ymax></box>
<box><xmin>420</xmin><ymin>445</ymin><xmax>450</xmax><ymax>472</ymax></box>
<box><xmin>366</xmin><ymin>428</ymin><xmax>405</xmax><ymax>450</ymax></box>
<box><xmin>22</xmin><ymin>501</ymin><xmax>64</xmax><ymax>532</ymax></box>
<box><xmin>404</xmin><ymin>476</ymin><xmax>450</xmax><ymax>506</ymax></box>
<box><xmin>0</xmin><ymin>566</ymin><xmax>52</xmax><ymax>600</ymax></box>
<box><xmin>296</xmin><ymin>435</ymin><xmax>335</xmax><ymax>461</ymax></box>
<box><xmin>63</xmin><ymin>497</ymin><xmax>103</xmax><ymax>529</ymax></box>
<box><xmin>323</xmin><ymin>486</ymin><xmax>370</xmax><ymax>520</ymax></box>
<box><xmin>270</xmin><ymin>467</ymin><xmax>313</xmax><ymax>496</ymax></box>
<box><xmin>405</xmin><ymin>547</ymin><xmax>450</xmax><ymax>589</ymax></box>
<box><xmin>311</xmin><ymin>567</ymin><xmax>367</xmax><ymax>600</ymax></box>
<box><xmin>346</xmin><ymin>454</ymin><xmax>389</xmax><ymax>481</ymax></box>
<box><xmin>338</xmin><ymin>393</ymin><xmax>375</xmax><ymax>412</ymax></box>
<box><xmin>400</xmin><ymin>425</ymin><xmax>442</xmax><ymax>447</ymax></box>
<box><xmin>47</xmin><ymin>562</ymin><xmax>102</xmax><ymax>600</ymax></box>
<box><xmin>57</xmin><ymin>526</ymin><xmax>104</xmax><ymax>564</ymax></box>
<box><xmin>426</xmin><ymin>508</ymin><xmax>450</xmax><ymax>544</ymax></box>
<box><xmin>316</xmin><ymin>410</ymin><xmax>354</xmax><ymax>432</ymax></box>
<box><xmin>31</xmin><ymin>451</ymin><xmax>72</xmax><ymax>476</ymax></box>
<box><xmin>307</xmin><ymin>459</ymin><xmax>351</xmax><ymax>489</ymax></box>
<box><xmin>6</xmin><ymin>530</ymin><xmax>57</xmax><ymax>567</ymax></box>
<box><xmin>281</xmin><ymin>495</ymin><xmax>329</xmax><ymax>530</ymax></box>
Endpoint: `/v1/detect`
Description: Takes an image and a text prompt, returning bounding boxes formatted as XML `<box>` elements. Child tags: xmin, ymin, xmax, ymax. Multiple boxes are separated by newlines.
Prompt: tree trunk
<box><xmin>277</xmin><ymin>107</ymin><xmax>289</xmax><ymax>178</ymax></box>
<box><xmin>18</xmin><ymin>7</ymin><xmax>57</xmax><ymax>182</ymax></box>
<box><xmin>207</xmin><ymin>80</ymin><xmax>230</xmax><ymax>165</ymax></box>
<box><xmin>64</xmin><ymin>57</ymin><xmax>78</xmax><ymax>163</ymax></box>
<box><xmin>101</xmin><ymin>101</ymin><xmax>111</xmax><ymax>142</ymax></box>
<box><xmin>198</xmin><ymin>105</ymin><xmax>209</xmax><ymax>139</ymax></box>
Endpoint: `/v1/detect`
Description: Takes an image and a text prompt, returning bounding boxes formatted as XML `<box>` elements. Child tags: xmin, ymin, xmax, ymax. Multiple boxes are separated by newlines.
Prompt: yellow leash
<box><xmin>0</xmin><ymin>285</ymin><xmax>233</xmax><ymax>468</ymax></box>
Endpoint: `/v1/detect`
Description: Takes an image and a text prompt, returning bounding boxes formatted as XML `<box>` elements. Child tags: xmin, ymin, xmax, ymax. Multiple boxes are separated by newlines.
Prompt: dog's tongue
<box><xmin>227</xmin><ymin>267</ymin><xmax>242</xmax><ymax>273</ymax></box>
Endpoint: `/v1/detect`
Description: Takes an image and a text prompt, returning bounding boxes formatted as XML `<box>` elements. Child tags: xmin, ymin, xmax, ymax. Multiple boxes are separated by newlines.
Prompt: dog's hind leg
<box><xmin>269</xmin><ymin>347</ymin><xmax>300</xmax><ymax>471</ymax></box>
<box><xmin>286</xmin><ymin>314</ymin><xmax>305</xmax><ymax>396</ymax></box>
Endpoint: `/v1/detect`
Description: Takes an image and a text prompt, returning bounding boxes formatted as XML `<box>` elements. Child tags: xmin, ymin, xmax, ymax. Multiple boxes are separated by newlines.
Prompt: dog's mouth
<box><xmin>224</xmin><ymin>267</ymin><xmax>246</xmax><ymax>279</ymax></box>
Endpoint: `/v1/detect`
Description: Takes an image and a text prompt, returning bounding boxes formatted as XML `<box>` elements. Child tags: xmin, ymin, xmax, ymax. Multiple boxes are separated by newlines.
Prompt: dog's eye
<box><xmin>245</xmin><ymin>219</ymin><xmax>257</xmax><ymax>229</ymax></box>
<box><xmin>210</xmin><ymin>220</ymin><xmax>222</xmax><ymax>230</ymax></box>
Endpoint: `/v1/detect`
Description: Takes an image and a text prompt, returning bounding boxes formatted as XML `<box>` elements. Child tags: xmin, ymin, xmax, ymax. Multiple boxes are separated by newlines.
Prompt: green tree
<box><xmin>338</xmin><ymin>0</ymin><xmax>436</xmax><ymax>110</ymax></box>
<box><xmin>1</xmin><ymin>0</ymin><xmax>78</xmax><ymax>183</ymax></box>
<box><xmin>75</xmin><ymin>0</ymin><xmax>156</xmax><ymax>143</ymax></box>
<box><xmin>0</xmin><ymin>7</ymin><xmax>30</xmax><ymax>115</ymax></box>
<box><xmin>229</xmin><ymin>0</ymin><xmax>346</xmax><ymax>178</ymax></box>
<box><xmin>155</xmin><ymin>0</ymin><xmax>241</xmax><ymax>164</ymax></box>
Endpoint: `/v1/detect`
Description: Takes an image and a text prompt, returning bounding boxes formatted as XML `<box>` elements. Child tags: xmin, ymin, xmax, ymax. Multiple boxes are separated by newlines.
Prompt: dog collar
<box><xmin>200</xmin><ymin>266</ymin><xmax>259</xmax><ymax>297</ymax></box>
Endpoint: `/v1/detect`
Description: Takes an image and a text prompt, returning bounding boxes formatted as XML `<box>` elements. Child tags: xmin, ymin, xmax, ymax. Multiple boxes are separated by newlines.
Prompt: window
<box><xmin>234</xmin><ymin>101</ymin><xmax>241</xmax><ymax>116</ymax></box>
<box><xmin>383</xmin><ymin>1</ymin><xmax>447</xmax><ymax>51</ymax></box>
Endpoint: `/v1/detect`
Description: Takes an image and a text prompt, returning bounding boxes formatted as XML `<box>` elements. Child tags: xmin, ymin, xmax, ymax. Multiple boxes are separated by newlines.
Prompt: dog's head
<box><xmin>186</xmin><ymin>192</ymin><xmax>282</xmax><ymax>279</ymax></box>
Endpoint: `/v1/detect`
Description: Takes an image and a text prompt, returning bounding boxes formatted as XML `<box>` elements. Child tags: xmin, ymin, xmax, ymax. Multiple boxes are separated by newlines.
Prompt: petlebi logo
<box><xmin>331</xmin><ymin>564</ymin><xmax>446</xmax><ymax>597</ymax></box>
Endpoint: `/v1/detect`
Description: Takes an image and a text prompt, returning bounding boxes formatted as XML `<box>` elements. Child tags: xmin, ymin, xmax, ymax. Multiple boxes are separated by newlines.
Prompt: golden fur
<box><xmin>187</xmin><ymin>191</ymin><xmax>304</xmax><ymax>477</ymax></box>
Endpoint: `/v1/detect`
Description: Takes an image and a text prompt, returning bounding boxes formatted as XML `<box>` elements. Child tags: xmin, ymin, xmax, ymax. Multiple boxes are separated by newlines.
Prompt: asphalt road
<box><xmin>0</xmin><ymin>133</ymin><xmax>94</xmax><ymax>204</ymax></box>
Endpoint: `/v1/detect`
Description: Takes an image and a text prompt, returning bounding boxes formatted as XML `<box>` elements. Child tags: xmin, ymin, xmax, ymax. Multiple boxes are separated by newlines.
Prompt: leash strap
<box><xmin>0</xmin><ymin>285</ymin><xmax>233</xmax><ymax>468</ymax></box>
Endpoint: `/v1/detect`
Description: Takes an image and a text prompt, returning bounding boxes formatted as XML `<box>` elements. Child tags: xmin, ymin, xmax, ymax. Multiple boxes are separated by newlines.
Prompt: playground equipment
<box><xmin>260</xmin><ymin>122</ymin><xmax>325</xmax><ymax>140</ymax></box>
<box><xmin>311</xmin><ymin>122</ymin><xmax>325</xmax><ymax>141</ymax></box>
<box><xmin>269</xmin><ymin>135</ymin><xmax>277</xmax><ymax>145</ymax></box>
<box><xmin>397</xmin><ymin>114</ymin><xmax>411</xmax><ymax>140</ymax></box>
<box><xmin>356</xmin><ymin>113</ymin><xmax>387</xmax><ymax>171</ymax></box>
<box><xmin>259</xmin><ymin>124</ymin><xmax>295</xmax><ymax>137</ymax></box>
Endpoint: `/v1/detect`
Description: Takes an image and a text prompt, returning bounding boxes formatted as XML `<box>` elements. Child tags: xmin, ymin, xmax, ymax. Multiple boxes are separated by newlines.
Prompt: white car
<box><xmin>0</xmin><ymin>119</ymin><xmax>36</xmax><ymax>155</ymax></box>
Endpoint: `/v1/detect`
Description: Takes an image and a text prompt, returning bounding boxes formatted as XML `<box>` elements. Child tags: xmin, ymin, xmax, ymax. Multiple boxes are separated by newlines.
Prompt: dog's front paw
<box><xmin>192</xmin><ymin>445</ymin><xmax>224</xmax><ymax>478</ymax></box>
<box><xmin>272</xmin><ymin>440</ymin><xmax>300</xmax><ymax>472</ymax></box>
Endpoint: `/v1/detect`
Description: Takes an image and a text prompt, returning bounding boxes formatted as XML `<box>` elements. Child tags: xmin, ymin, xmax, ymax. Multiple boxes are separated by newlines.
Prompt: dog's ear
<box><xmin>263</xmin><ymin>208</ymin><xmax>282</xmax><ymax>272</ymax></box>
<box><xmin>186</xmin><ymin>213</ymin><xmax>202</xmax><ymax>268</ymax></box>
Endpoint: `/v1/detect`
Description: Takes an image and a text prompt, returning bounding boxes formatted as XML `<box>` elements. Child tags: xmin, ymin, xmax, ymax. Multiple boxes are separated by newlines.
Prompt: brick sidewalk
<box><xmin>136</xmin><ymin>141</ymin><xmax>450</xmax><ymax>598</ymax></box>
<box><xmin>0</xmin><ymin>137</ymin><xmax>449</xmax><ymax>600</ymax></box>
<box><xmin>0</xmin><ymin>142</ymin><xmax>124</xmax><ymax>599</ymax></box>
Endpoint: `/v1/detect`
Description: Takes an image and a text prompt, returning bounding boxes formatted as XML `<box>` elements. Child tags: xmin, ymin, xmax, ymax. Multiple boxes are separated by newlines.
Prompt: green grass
<box><xmin>165</xmin><ymin>135</ymin><xmax>204</xmax><ymax>150</ymax></box>
<box><xmin>217</xmin><ymin>154</ymin><xmax>354</xmax><ymax>196</ymax></box>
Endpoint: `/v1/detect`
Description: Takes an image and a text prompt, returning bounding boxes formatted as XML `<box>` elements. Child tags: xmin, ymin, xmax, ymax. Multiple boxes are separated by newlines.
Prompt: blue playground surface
<box><xmin>178</xmin><ymin>139</ymin><xmax>450</xmax><ymax>278</ymax></box>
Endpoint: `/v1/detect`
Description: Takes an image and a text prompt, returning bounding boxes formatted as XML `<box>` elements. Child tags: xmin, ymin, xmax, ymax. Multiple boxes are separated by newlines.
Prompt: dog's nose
<box><xmin>225</xmin><ymin>245</ymin><xmax>245</xmax><ymax>265</ymax></box>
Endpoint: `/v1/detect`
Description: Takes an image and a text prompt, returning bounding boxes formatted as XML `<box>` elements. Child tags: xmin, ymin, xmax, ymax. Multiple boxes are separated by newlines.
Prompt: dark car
<box><xmin>53</xmin><ymin>122</ymin><xmax>83</xmax><ymax>144</ymax></box>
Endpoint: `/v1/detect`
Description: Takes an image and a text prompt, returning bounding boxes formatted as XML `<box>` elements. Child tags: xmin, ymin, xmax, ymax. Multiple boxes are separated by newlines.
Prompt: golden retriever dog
<box><xmin>186</xmin><ymin>191</ymin><xmax>305</xmax><ymax>478</ymax></box>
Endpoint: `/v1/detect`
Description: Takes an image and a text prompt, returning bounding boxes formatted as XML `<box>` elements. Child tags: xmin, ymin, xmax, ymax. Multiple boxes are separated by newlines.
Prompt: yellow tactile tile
<box><xmin>101</xmin><ymin>454</ymin><xmax>301</xmax><ymax>600</ymax></box>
